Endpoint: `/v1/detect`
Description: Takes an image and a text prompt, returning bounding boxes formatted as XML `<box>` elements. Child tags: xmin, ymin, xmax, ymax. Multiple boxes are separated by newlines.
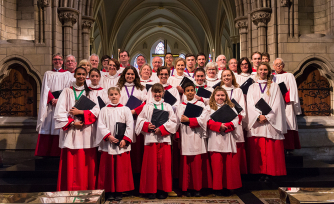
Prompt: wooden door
<box><xmin>297</xmin><ymin>67</ymin><xmax>332</xmax><ymax>116</ymax></box>
<box><xmin>0</xmin><ymin>64</ymin><xmax>37</xmax><ymax>116</ymax></box>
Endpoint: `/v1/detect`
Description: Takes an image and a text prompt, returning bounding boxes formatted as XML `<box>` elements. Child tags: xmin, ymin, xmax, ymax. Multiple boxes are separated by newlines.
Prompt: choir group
<box><xmin>35</xmin><ymin>50</ymin><xmax>301</xmax><ymax>201</ymax></box>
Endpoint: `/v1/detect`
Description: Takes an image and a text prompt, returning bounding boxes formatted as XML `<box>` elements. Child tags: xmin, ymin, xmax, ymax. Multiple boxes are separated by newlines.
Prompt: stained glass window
<box><xmin>179</xmin><ymin>53</ymin><xmax>185</xmax><ymax>59</ymax></box>
<box><xmin>155</xmin><ymin>42</ymin><xmax>164</xmax><ymax>64</ymax></box>
<box><xmin>133</xmin><ymin>55</ymin><xmax>139</xmax><ymax>68</ymax></box>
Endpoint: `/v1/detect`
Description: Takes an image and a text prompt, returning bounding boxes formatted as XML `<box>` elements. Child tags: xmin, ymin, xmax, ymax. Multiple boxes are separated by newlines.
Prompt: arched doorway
<box><xmin>296</xmin><ymin>66</ymin><xmax>332</xmax><ymax>116</ymax></box>
<box><xmin>0</xmin><ymin>64</ymin><xmax>37</xmax><ymax>116</ymax></box>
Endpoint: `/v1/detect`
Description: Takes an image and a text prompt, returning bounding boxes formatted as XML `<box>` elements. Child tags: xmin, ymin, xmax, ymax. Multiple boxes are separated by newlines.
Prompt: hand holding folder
<box><xmin>182</xmin><ymin>103</ymin><xmax>203</xmax><ymax>125</ymax></box>
<box><xmin>73</xmin><ymin>95</ymin><xmax>96</xmax><ymax>121</ymax></box>
<box><xmin>150</xmin><ymin>109</ymin><xmax>169</xmax><ymax>132</ymax></box>
<box><xmin>114</xmin><ymin>122</ymin><xmax>126</xmax><ymax>146</ymax></box>
<box><xmin>210</xmin><ymin>104</ymin><xmax>238</xmax><ymax>123</ymax></box>
<box><xmin>179</xmin><ymin>77</ymin><xmax>194</xmax><ymax>89</ymax></box>
<box><xmin>255</xmin><ymin>98</ymin><xmax>272</xmax><ymax>115</ymax></box>
<box><xmin>125</xmin><ymin>95</ymin><xmax>142</xmax><ymax>110</ymax></box>
<box><xmin>52</xmin><ymin>90</ymin><xmax>62</xmax><ymax>99</ymax></box>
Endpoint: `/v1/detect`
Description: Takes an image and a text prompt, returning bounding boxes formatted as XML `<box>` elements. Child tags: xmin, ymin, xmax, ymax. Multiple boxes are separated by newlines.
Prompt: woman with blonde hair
<box><xmin>246</xmin><ymin>62</ymin><xmax>287</xmax><ymax>183</ymax></box>
<box><xmin>100</xmin><ymin>58</ymin><xmax>121</xmax><ymax>89</ymax></box>
<box><xmin>78</xmin><ymin>59</ymin><xmax>92</xmax><ymax>85</ymax></box>
<box><xmin>205</xmin><ymin>62</ymin><xmax>220</xmax><ymax>87</ymax></box>
<box><xmin>139</xmin><ymin>63</ymin><xmax>155</xmax><ymax>86</ymax></box>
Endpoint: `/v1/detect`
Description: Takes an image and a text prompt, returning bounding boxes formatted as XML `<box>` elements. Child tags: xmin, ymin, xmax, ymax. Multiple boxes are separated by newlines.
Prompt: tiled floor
<box><xmin>104</xmin><ymin>190</ymin><xmax>282</xmax><ymax>204</ymax></box>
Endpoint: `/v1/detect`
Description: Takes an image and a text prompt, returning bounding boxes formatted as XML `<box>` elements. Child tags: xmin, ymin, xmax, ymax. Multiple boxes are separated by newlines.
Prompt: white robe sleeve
<box><xmin>287</xmin><ymin>73</ymin><xmax>302</xmax><ymax>115</ymax></box>
<box><xmin>54</xmin><ymin>89</ymin><xmax>71</xmax><ymax>129</ymax></box>
<box><xmin>135</xmin><ymin>105</ymin><xmax>150</xmax><ymax>136</ymax></box>
<box><xmin>96</xmin><ymin>109</ymin><xmax>111</xmax><ymax>144</ymax></box>
<box><xmin>36</xmin><ymin>72</ymin><xmax>51</xmax><ymax>131</ymax></box>
<box><xmin>124</xmin><ymin>107</ymin><xmax>134</xmax><ymax>141</ymax></box>
<box><xmin>162</xmin><ymin>104</ymin><xmax>178</xmax><ymax>134</ymax></box>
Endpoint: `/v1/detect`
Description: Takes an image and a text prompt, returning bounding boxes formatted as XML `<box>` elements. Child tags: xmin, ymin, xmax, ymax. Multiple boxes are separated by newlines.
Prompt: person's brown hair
<box><xmin>220</xmin><ymin>69</ymin><xmax>239</xmax><ymax>87</ymax></box>
<box><xmin>139</xmin><ymin>63</ymin><xmax>152</xmax><ymax>77</ymax></box>
<box><xmin>209</xmin><ymin>87</ymin><xmax>234</xmax><ymax>110</ymax></box>
<box><xmin>117</xmin><ymin>66</ymin><xmax>144</xmax><ymax>90</ymax></box>
<box><xmin>109</xmin><ymin>58</ymin><xmax>120</xmax><ymax>70</ymax></box>
<box><xmin>261</xmin><ymin>52</ymin><xmax>270</xmax><ymax>60</ymax></box>
<box><xmin>151</xmin><ymin>83</ymin><xmax>164</xmax><ymax>93</ymax></box>
<box><xmin>157</xmin><ymin>66</ymin><xmax>170</xmax><ymax>76</ymax></box>
<box><xmin>175</xmin><ymin>57</ymin><xmax>186</xmax><ymax>66</ymax></box>
<box><xmin>257</xmin><ymin>62</ymin><xmax>272</xmax><ymax>96</ymax></box>
<box><xmin>108</xmin><ymin>87</ymin><xmax>121</xmax><ymax>94</ymax></box>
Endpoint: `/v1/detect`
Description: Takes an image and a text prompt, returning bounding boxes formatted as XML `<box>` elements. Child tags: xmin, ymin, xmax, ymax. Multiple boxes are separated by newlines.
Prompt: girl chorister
<box><xmin>54</xmin><ymin>67</ymin><xmax>99</xmax><ymax>191</ymax></box>
<box><xmin>206</xmin><ymin>87</ymin><xmax>242</xmax><ymax>195</ymax></box>
<box><xmin>246</xmin><ymin>62</ymin><xmax>287</xmax><ymax>182</ymax></box>
<box><xmin>100</xmin><ymin>58</ymin><xmax>121</xmax><ymax>90</ymax></box>
<box><xmin>205</xmin><ymin>62</ymin><xmax>220</xmax><ymax>88</ymax></box>
<box><xmin>96</xmin><ymin>87</ymin><xmax>135</xmax><ymax>201</ymax></box>
<box><xmin>117</xmin><ymin>66</ymin><xmax>147</xmax><ymax>174</ymax></box>
<box><xmin>176</xmin><ymin>82</ymin><xmax>212</xmax><ymax>197</ymax></box>
<box><xmin>135</xmin><ymin>83</ymin><xmax>177</xmax><ymax>199</ymax></box>
<box><xmin>221</xmin><ymin>69</ymin><xmax>248</xmax><ymax>174</ymax></box>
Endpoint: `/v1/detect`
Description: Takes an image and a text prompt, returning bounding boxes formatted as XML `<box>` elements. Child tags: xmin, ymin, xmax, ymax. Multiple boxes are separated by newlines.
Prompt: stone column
<box><xmin>81</xmin><ymin>16</ymin><xmax>95</xmax><ymax>60</ymax></box>
<box><xmin>235</xmin><ymin>16</ymin><xmax>248</xmax><ymax>58</ymax></box>
<box><xmin>58</xmin><ymin>8</ymin><xmax>79</xmax><ymax>57</ymax></box>
<box><xmin>251</xmin><ymin>8</ymin><xmax>271</xmax><ymax>53</ymax></box>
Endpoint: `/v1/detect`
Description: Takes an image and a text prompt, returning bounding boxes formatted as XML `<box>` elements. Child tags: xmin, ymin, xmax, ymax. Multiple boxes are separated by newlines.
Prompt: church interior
<box><xmin>0</xmin><ymin>0</ymin><xmax>334</xmax><ymax>203</ymax></box>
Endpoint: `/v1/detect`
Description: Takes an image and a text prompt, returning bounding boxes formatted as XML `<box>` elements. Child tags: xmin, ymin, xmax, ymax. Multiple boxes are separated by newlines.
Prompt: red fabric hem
<box><xmin>159</xmin><ymin>125</ymin><xmax>170</xmax><ymax>136</ymax></box>
<box><xmin>134</xmin><ymin>102</ymin><xmax>146</xmax><ymax>115</ymax></box>
<box><xmin>83</xmin><ymin>110</ymin><xmax>97</xmax><ymax>125</ymax></box>
<box><xmin>47</xmin><ymin>91</ymin><xmax>55</xmax><ymax>104</ymax></box>
<box><xmin>207</xmin><ymin>119</ymin><xmax>222</xmax><ymax>133</ymax></box>
<box><xmin>103</xmin><ymin>133</ymin><xmax>111</xmax><ymax>141</ymax></box>
<box><xmin>123</xmin><ymin>136</ymin><xmax>132</xmax><ymax>143</ymax></box>
<box><xmin>283</xmin><ymin>130</ymin><xmax>301</xmax><ymax>150</ymax></box>
<box><xmin>284</xmin><ymin>90</ymin><xmax>291</xmax><ymax>103</ymax></box>
<box><xmin>142</xmin><ymin>122</ymin><xmax>150</xmax><ymax>133</ymax></box>
<box><xmin>62</xmin><ymin>116</ymin><xmax>74</xmax><ymax>131</ymax></box>
<box><xmin>238</xmin><ymin>115</ymin><xmax>243</xmax><ymax>125</ymax></box>
<box><xmin>189</xmin><ymin>118</ymin><xmax>199</xmax><ymax>128</ymax></box>
<box><xmin>35</xmin><ymin>134</ymin><xmax>61</xmax><ymax>157</ymax></box>
<box><xmin>224</xmin><ymin>122</ymin><xmax>235</xmax><ymax>133</ymax></box>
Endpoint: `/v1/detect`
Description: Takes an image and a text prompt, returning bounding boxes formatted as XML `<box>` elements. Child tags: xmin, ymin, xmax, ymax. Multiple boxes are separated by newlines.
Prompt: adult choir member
<box><xmin>96</xmin><ymin>87</ymin><xmax>134</xmax><ymax>201</ymax></box>
<box><xmin>135</xmin><ymin>83</ymin><xmax>177</xmax><ymax>199</ymax></box>
<box><xmin>228</xmin><ymin>58</ymin><xmax>238</xmax><ymax>73</ymax></box>
<box><xmin>235</xmin><ymin>57</ymin><xmax>255</xmax><ymax>86</ymax></box>
<box><xmin>221</xmin><ymin>69</ymin><xmax>247</xmax><ymax>174</ymax></box>
<box><xmin>101</xmin><ymin>55</ymin><xmax>111</xmax><ymax>72</ymax></box>
<box><xmin>205</xmin><ymin>62</ymin><xmax>220</xmax><ymax>87</ymax></box>
<box><xmin>89</xmin><ymin>54</ymin><xmax>99</xmax><ymax>69</ymax></box>
<box><xmin>151</xmin><ymin>57</ymin><xmax>163</xmax><ymax>82</ymax></box>
<box><xmin>216</xmin><ymin>55</ymin><xmax>227</xmax><ymax>78</ymax></box>
<box><xmin>100</xmin><ymin>58</ymin><xmax>121</xmax><ymax>90</ymax></box>
<box><xmin>176</xmin><ymin>82</ymin><xmax>212</xmax><ymax>197</ymax></box>
<box><xmin>65</xmin><ymin>55</ymin><xmax>77</xmax><ymax>74</ymax></box>
<box><xmin>251</xmin><ymin>51</ymin><xmax>262</xmax><ymax>72</ymax></box>
<box><xmin>165</xmin><ymin>53</ymin><xmax>174</xmax><ymax>75</ymax></box>
<box><xmin>139</xmin><ymin>64</ymin><xmax>154</xmax><ymax>86</ymax></box>
<box><xmin>262</xmin><ymin>52</ymin><xmax>270</xmax><ymax>63</ymax></box>
<box><xmin>168</xmin><ymin>58</ymin><xmax>190</xmax><ymax>94</ymax></box>
<box><xmin>206</xmin><ymin>87</ymin><xmax>241</xmax><ymax>195</ymax></box>
<box><xmin>78</xmin><ymin>59</ymin><xmax>92</xmax><ymax>86</ymax></box>
<box><xmin>196</xmin><ymin>53</ymin><xmax>206</xmax><ymax>69</ymax></box>
<box><xmin>55</xmin><ymin>67</ymin><xmax>100</xmax><ymax>191</ymax></box>
<box><xmin>136</xmin><ymin>55</ymin><xmax>146</xmax><ymax>73</ymax></box>
<box><xmin>272</xmin><ymin>58</ymin><xmax>301</xmax><ymax>153</ymax></box>
<box><xmin>185</xmin><ymin>54</ymin><xmax>196</xmax><ymax>78</ymax></box>
<box><xmin>119</xmin><ymin>50</ymin><xmax>131</xmax><ymax>73</ymax></box>
<box><xmin>246</xmin><ymin>62</ymin><xmax>287</xmax><ymax>182</ymax></box>
<box><xmin>35</xmin><ymin>53</ymin><xmax>72</xmax><ymax>157</ymax></box>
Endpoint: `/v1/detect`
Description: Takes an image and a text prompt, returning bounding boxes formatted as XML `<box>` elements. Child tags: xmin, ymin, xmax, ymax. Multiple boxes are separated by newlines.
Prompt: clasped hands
<box><xmin>69</xmin><ymin>107</ymin><xmax>84</xmax><ymax>129</ymax></box>
<box><xmin>148</xmin><ymin>123</ymin><xmax>161</xmax><ymax>134</ymax></box>
<box><xmin>108</xmin><ymin>135</ymin><xmax>126</xmax><ymax>148</ymax></box>
<box><xmin>257</xmin><ymin>115</ymin><xmax>268</xmax><ymax>124</ymax></box>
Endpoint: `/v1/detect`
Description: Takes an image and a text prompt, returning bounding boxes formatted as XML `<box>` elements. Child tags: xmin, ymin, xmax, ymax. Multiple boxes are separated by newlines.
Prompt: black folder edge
<box><xmin>210</xmin><ymin>104</ymin><xmax>238</xmax><ymax>123</ymax></box>
<box><xmin>181</xmin><ymin>103</ymin><xmax>203</xmax><ymax>126</ymax></box>
<box><xmin>149</xmin><ymin>109</ymin><xmax>169</xmax><ymax>132</ymax></box>
<box><xmin>97</xmin><ymin>96</ymin><xmax>106</xmax><ymax>110</ymax></box>
<box><xmin>212</xmin><ymin>81</ymin><xmax>221</xmax><ymax>89</ymax></box>
<box><xmin>163</xmin><ymin>90</ymin><xmax>177</xmax><ymax>106</ymax></box>
<box><xmin>255</xmin><ymin>98</ymin><xmax>272</xmax><ymax>115</ymax></box>
<box><xmin>196</xmin><ymin>87</ymin><xmax>212</xmax><ymax>98</ymax></box>
<box><xmin>231</xmin><ymin>98</ymin><xmax>243</xmax><ymax>114</ymax></box>
<box><xmin>278</xmin><ymin>82</ymin><xmax>288</xmax><ymax>95</ymax></box>
<box><xmin>240</xmin><ymin>78</ymin><xmax>254</xmax><ymax>94</ymax></box>
<box><xmin>114</xmin><ymin>122</ymin><xmax>126</xmax><ymax>146</ymax></box>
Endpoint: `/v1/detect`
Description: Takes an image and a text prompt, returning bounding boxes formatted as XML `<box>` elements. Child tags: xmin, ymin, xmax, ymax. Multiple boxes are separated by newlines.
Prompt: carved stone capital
<box><xmin>281</xmin><ymin>0</ymin><xmax>290</xmax><ymax>7</ymax></box>
<box><xmin>251</xmin><ymin>8</ymin><xmax>272</xmax><ymax>27</ymax></box>
<box><xmin>235</xmin><ymin>16</ymin><xmax>248</xmax><ymax>34</ymax></box>
<box><xmin>82</xmin><ymin>16</ymin><xmax>95</xmax><ymax>33</ymax></box>
<box><xmin>39</xmin><ymin>0</ymin><xmax>50</xmax><ymax>7</ymax></box>
<box><xmin>58</xmin><ymin>8</ymin><xmax>79</xmax><ymax>27</ymax></box>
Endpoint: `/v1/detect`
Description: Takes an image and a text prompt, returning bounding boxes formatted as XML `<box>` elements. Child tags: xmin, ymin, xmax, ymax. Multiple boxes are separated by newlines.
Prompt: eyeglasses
<box><xmin>241</xmin><ymin>63</ymin><xmax>248</xmax><ymax>66</ymax></box>
<box><xmin>274</xmin><ymin>64</ymin><xmax>283</xmax><ymax>67</ymax></box>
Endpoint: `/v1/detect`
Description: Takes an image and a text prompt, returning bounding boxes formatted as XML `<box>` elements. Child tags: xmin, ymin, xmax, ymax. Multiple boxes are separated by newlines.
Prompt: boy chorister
<box><xmin>206</xmin><ymin>87</ymin><xmax>242</xmax><ymax>195</ymax></box>
<box><xmin>96</xmin><ymin>87</ymin><xmax>134</xmax><ymax>201</ymax></box>
<box><xmin>135</xmin><ymin>83</ymin><xmax>177</xmax><ymax>199</ymax></box>
<box><xmin>176</xmin><ymin>82</ymin><xmax>212</xmax><ymax>197</ymax></box>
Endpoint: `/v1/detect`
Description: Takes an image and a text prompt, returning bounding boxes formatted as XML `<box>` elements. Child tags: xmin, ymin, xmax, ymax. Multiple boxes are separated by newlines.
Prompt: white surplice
<box><xmin>54</xmin><ymin>83</ymin><xmax>100</xmax><ymax>149</ymax></box>
<box><xmin>135</xmin><ymin>100</ymin><xmax>177</xmax><ymax>145</ymax></box>
<box><xmin>140</xmin><ymin>78</ymin><xmax>155</xmax><ymax>87</ymax></box>
<box><xmin>206</xmin><ymin>76</ymin><xmax>220</xmax><ymax>88</ymax></box>
<box><xmin>100</xmin><ymin>73</ymin><xmax>120</xmax><ymax>90</ymax></box>
<box><xmin>235</xmin><ymin>72</ymin><xmax>256</xmax><ymax>86</ymax></box>
<box><xmin>222</xmin><ymin>85</ymin><xmax>246</xmax><ymax>142</ymax></box>
<box><xmin>206</xmin><ymin>104</ymin><xmax>239</xmax><ymax>153</ymax></box>
<box><xmin>167</xmin><ymin>73</ymin><xmax>191</xmax><ymax>88</ymax></box>
<box><xmin>96</xmin><ymin>104</ymin><xmax>134</xmax><ymax>155</ymax></box>
<box><xmin>176</xmin><ymin>98</ymin><xmax>209</xmax><ymax>156</ymax></box>
<box><xmin>37</xmin><ymin>71</ymin><xmax>73</xmax><ymax>135</ymax></box>
<box><xmin>118</xmin><ymin>82</ymin><xmax>147</xmax><ymax>105</ymax></box>
<box><xmin>146</xmin><ymin>83</ymin><xmax>181</xmax><ymax>109</ymax></box>
<box><xmin>247</xmin><ymin>80</ymin><xmax>287</xmax><ymax>140</ymax></box>
<box><xmin>272</xmin><ymin>73</ymin><xmax>301</xmax><ymax>131</ymax></box>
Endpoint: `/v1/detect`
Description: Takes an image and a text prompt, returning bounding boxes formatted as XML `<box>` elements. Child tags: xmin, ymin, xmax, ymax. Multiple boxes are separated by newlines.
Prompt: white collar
<box><xmin>257</xmin><ymin>79</ymin><xmax>268</xmax><ymax>84</ymax></box>
<box><xmin>124</xmin><ymin>82</ymin><xmax>135</xmax><ymax>87</ymax></box>
<box><xmin>206</xmin><ymin>76</ymin><xmax>219</xmax><ymax>81</ymax></box>
<box><xmin>194</xmin><ymin>81</ymin><xmax>206</xmax><ymax>87</ymax></box>
<box><xmin>239</xmin><ymin>72</ymin><xmax>251</xmax><ymax>77</ymax></box>
<box><xmin>152</xmin><ymin>99</ymin><xmax>163</xmax><ymax>105</ymax></box>
<box><xmin>107</xmin><ymin>72</ymin><xmax>119</xmax><ymax>78</ymax></box>
<box><xmin>222</xmin><ymin>85</ymin><xmax>234</xmax><ymax>90</ymax></box>
<box><xmin>173</xmin><ymin>73</ymin><xmax>187</xmax><ymax>78</ymax></box>
<box><xmin>140</xmin><ymin>77</ymin><xmax>152</xmax><ymax>82</ymax></box>
<box><xmin>216</xmin><ymin>102</ymin><xmax>225</xmax><ymax>108</ymax></box>
<box><xmin>73</xmin><ymin>82</ymin><xmax>85</xmax><ymax>90</ymax></box>
<box><xmin>161</xmin><ymin>82</ymin><xmax>170</xmax><ymax>87</ymax></box>
<box><xmin>110</xmin><ymin>102</ymin><xmax>120</xmax><ymax>106</ymax></box>
<box><xmin>184</xmin><ymin>97</ymin><xmax>197</xmax><ymax>104</ymax></box>
<box><xmin>89</xmin><ymin>84</ymin><xmax>101</xmax><ymax>89</ymax></box>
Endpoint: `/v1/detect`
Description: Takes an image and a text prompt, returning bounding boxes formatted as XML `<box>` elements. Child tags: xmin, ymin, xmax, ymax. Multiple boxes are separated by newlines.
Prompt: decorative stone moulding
<box><xmin>58</xmin><ymin>7</ymin><xmax>79</xmax><ymax>27</ymax></box>
<box><xmin>235</xmin><ymin>16</ymin><xmax>248</xmax><ymax>34</ymax></box>
<box><xmin>39</xmin><ymin>0</ymin><xmax>50</xmax><ymax>7</ymax></box>
<box><xmin>251</xmin><ymin>8</ymin><xmax>272</xmax><ymax>27</ymax></box>
<box><xmin>281</xmin><ymin>0</ymin><xmax>291</xmax><ymax>7</ymax></box>
<box><xmin>82</xmin><ymin>16</ymin><xmax>95</xmax><ymax>30</ymax></box>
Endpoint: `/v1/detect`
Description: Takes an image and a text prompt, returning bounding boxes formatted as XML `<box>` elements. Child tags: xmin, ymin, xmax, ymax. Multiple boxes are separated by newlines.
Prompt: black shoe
<box><xmin>105</xmin><ymin>192</ymin><xmax>114</xmax><ymax>201</ymax></box>
<box><xmin>222</xmin><ymin>189</ymin><xmax>232</xmax><ymax>197</ymax></box>
<box><xmin>193</xmin><ymin>190</ymin><xmax>201</xmax><ymax>197</ymax></box>
<box><xmin>259</xmin><ymin>175</ymin><xmax>265</xmax><ymax>182</ymax></box>
<box><xmin>157</xmin><ymin>191</ymin><xmax>168</xmax><ymax>199</ymax></box>
<box><xmin>264</xmin><ymin>176</ymin><xmax>272</xmax><ymax>184</ymax></box>
<box><xmin>214</xmin><ymin>190</ymin><xmax>222</xmax><ymax>196</ymax></box>
<box><xmin>148</xmin><ymin>193</ymin><xmax>156</xmax><ymax>199</ymax></box>
<box><xmin>114</xmin><ymin>192</ymin><xmax>122</xmax><ymax>201</ymax></box>
<box><xmin>184</xmin><ymin>190</ymin><xmax>192</xmax><ymax>197</ymax></box>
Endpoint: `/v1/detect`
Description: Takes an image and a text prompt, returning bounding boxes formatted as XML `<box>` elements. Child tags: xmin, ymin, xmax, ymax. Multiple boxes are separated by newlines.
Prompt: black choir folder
<box><xmin>212</xmin><ymin>81</ymin><xmax>221</xmax><ymax>89</ymax></box>
<box><xmin>255</xmin><ymin>98</ymin><xmax>272</xmax><ymax>115</ymax></box>
<box><xmin>52</xmin><ymin>90</ymin><xmax>62</xmax><ymax>99</ymax></box>
<box><xmin>231</xmin><ymin>99</ymin><xmax>243</xmax><ymax>114</ymax></box>
<box><xmin>97</xmin><ymin>96</ymin><xmax>106</xmax><ymax>109</ymax></box>
<box><xmin>182</xmin><ymin>103</ymin><xmax>203</xmax><ymax>125</ymax></box>
<box><xmin>74</xmin><ymin>95</ymin><xmax>96</xmax><ymax>121</ymax></box>
<box><xmin>197</xmin><ymin>87</ymin><xmax>212</xmax><ymax>98</ymax></box>
<box><xmin>150</xmin><ymin>109</ymin><xmax>169</xmax><ymax>132</ymax></box>
<box><xmin>180</xmin><ymin>77</ymin><xmax>193</xmax><ymax>89</ymax></box>
<box><xmin>210</xmin><ymin>104</ymin><xmax>238</xmax><ymax>123</ymax></box>
<box><xmin>278</xmin><ymin>82</ymin><xmax>288</xmax><ymax>95</ymax></box>
<box><xmin>125</xmin><ymin>95</ymin><xmax>142</xmax><ymax>110</ymax></box>
<box><xmin>240</xmin><ymin>78</ymin><xmax>254</xmax><ymax>94</ymax></box>
<box><xmin>114</xmin><ymin>122</ymin><xmax>126</xmax><ymax>146</ymax></box>
<box><xmin>146</xmin><ymin>84</ymin><xmax>153</xmax><ymax>92</ymax></box>
<box><xmin>163</xmin><ymin>90</ymin><xmax>177</xmax><ymax>106</ymax></box>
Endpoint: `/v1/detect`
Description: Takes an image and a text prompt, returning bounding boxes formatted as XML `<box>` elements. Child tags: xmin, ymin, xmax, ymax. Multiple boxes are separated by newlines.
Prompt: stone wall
<box><xmin>17</xmin><ymin>0</ymin><xmax>34</xmax><ymax>40</ymax></box>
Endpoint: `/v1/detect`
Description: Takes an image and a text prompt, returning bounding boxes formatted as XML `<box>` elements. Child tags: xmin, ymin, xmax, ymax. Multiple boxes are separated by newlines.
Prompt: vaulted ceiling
<box><xmin>92</xmin><ymin>0</ymin><xmax>238</xmax><ymax>58</ymax></box>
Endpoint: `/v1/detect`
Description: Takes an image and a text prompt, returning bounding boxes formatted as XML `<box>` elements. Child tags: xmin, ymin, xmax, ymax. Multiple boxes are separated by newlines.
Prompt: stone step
<box><xmin>0</xmin><ymin>177</ymin><xmax>57</xmax><ymax>193</ymax></box>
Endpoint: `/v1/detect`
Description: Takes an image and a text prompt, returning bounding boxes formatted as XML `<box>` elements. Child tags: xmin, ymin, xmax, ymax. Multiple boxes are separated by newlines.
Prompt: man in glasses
<box><xmin>101</xmin><ymin>55</ymin><xmax>111</xmax><ymax>72</ymax></box>
<box><xmin>65</xmin><ymin>55</ymin><xmax>77</xmax><ymax>73</ymax></box>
